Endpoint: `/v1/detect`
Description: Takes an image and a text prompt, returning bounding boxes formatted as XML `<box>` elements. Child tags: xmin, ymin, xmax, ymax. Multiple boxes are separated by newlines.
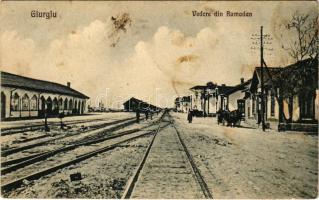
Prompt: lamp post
<box><xmin>44</xmin><ymin>102</ymin><xmax>50</xmax><ymax>132</ymax></box>
<box><xmin>260</xmin><ymin>26</ymin><xmax>266</xmax><ymax>131</ymax></box>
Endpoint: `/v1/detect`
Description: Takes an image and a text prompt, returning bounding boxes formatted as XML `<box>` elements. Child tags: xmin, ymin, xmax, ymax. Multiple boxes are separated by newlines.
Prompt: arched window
<box><xmin>1</xmin><ymin>92</ymin><xmax>6</xmax><ymax>118</ymax></box>
<box><xmin>40</xmin><ymin>96</ymin><xmax>46</xmax><ymax>111</ymax></box>
<box><xmin>64</xmin><ymin>98</ymin><xmax>68</xmax><ymax>110</ymax></box>
<box><xmin>30</xmin><ymin>95</ymin><xmax>37</xmax><ymax>111</ymax></box>
<box><xmin>69</xmin><ymin>99</ymin><xmax>73</xmax><ymax>110</ymax></box>
<box><xmin>22</xmin><ymin>94</ymin><xmax>30</xmax><ymax>111</ymax></box>
<box><xmin>46</xmin><ymin>97</ymin><xmax>53</xmax><ymax>112</ymax></box>
<box><xmin>53</xmin><ymin>98</ymin><xmax>59</xmax><ymax>110</ymax></box>
<box><xmin>59</xmin><ymin>98</ymin><xmax>63</xmax><ymax>110</ymax></box>
<box><xmin>11</xmin><ymin>93</ymin><xmax>20</xmax><ymax>111</ymax></box>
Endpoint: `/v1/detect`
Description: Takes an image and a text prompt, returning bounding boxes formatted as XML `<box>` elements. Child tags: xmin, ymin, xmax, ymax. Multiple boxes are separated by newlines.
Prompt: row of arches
<box><xmin>11</xmin><ymin>93</ymin><xmax>38</xmax><ymax>111</ymax></box>
<box><xmin>1</xmin><ymin>91</ymin><xmax>86</xmax><ymax>119</ymax></box>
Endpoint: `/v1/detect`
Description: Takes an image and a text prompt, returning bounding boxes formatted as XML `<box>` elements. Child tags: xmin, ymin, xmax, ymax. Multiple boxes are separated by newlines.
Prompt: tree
<box><xmin>206</xmin><ymin>82</ymin><xmax>215</xmax><ymax>89</ymax></box>
<box><xmin>276</xmin><ymin>12</ymin><xmax>318</xmax><ymax>122</ymax></box>
<box><xmin>277</xmin><ymin>12</ymin><xmax>318</xmax><ymax>121</ymax></box>
<box><xmin>282</xmin><ymin>12</ymin><xmax>318</xmax><ymax>62</ymax></box>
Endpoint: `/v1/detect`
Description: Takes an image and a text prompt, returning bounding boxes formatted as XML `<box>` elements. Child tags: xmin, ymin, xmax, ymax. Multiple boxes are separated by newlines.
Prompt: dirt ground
<box><xmin>2</xmin><ymin>112</ymin><xmax>318</xmax><ymax>199</ymax></box>
<box><xmin>3</xmin><ymin>135</ymin><xmax>154</xmax><ymax>199</ymax></box>
<box><xmin>1</xmin><ymin>113</ymin><xmax>161</xmax><ymax>198</ymax></box>
<box><xmin>172</xmin><ymin>112</ymin><xmax>318</xmax><ymax>199</ymax></box>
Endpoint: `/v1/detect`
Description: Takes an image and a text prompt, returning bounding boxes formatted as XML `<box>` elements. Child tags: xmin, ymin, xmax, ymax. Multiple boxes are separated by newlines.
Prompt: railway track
<box><xmin>1</xmin><ymin>115</ymin><xmax>123</xmax><ymax>136</ymax></box>
<box><xmin>1</xmin><ymin>117</ymin><xmax>136</xmax><ymax>157</ymax></box>
<box><xmin>1</xmin><ymin>118</ymin><xmax>130</xmax><ymax>146</ymax></box>
<box><xmin>121</xmin><ymin>112</ymin><xmax>213</xmax><ymax>199</ymax></box>
<box><xmin>1</xmin><ymin>112</ymin><xmax>169</xmax><ymax>193</ymax></box>
<box><xmin>1</xmin><ymin>114</ymin><xmax>156</xmax><ymax>168</ymax></box>
<box><xmin>1</xmin><ymin>116</ymin><xmax>161</xmax><ymax>174</ymax></box>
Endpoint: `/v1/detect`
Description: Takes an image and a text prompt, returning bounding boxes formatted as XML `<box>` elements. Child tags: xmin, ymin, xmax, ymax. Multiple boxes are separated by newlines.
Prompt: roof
<box><xmin>216</xmin><ymin>85</ymin><xmax>236</xmax><ymax>95</ymax></box>
<box><xmin>250</xmin><ymin>57</ymin><xmax>318</xmax><ymax>93</ymax></box>
<box><xmin>224</xmin><ymin>79</ymin><xmax>252</xmax><ymax>96</ymax></box>
<box><xmin>190</xmin><ymin>84</ymin><xmax>234</xmax><ymax>95</ymax></box>
<box><xmin>285</xmin><ymin>57</ymin><xmax>317</xmax><ymax>71</ymax></box>
<box><xmin>123</xmin><ymin>97</ymin><xmax>144</xmax><ymax>105</ymax></box>
<box><xmin>250</xmin><ymin>67</ymin><xmax>282</xmax><ymax>92</ymax></box>
<box><xmin>190</xmin><ymin>85</ymin><xmax>207</xmax><ymax>90</ymax></box>
<box><xmin>123</xmin><ymin>97</ymin><xmax>161</xmax><ymax>110</ymax></box>
<box><xmin>1</xmin><ymin>71</ymin><xmax>89</xmax><ymax>99</ymax></box>
<box><xmin>279</xmin><ymin>57</ymin><xmax>318</xmax><ymax>92</ymax></box>
<box><xmin>190</xmin><ymin>84</ymin><xmax>217</xmax><ymax>91</ymax></box>
<box><xmin>255</xmin><ymin>67</ymin><xmax>282</xmax><ymax>85</ymax></box>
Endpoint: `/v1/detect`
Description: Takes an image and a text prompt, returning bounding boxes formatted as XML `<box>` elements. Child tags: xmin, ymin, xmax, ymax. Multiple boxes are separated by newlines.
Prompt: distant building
<box><xmin>123</xmin><ymin>97</ymin><xmax>160</xmax><ymax>112</ymax></box>
<box><xmin>174</xmin><ymin>97</ymin><xmax>181</xmax><ymax>111</ymax></box>
<box><xmin>248</xmin><ymin>67</ymin><xmax>282</xmax><ymax>123</ymax></box>
<box><xmin>190</xmin><ymin>84</ymin><xmax>218</xmax><ymax>116</ymax></box>
<box><xmin>214</xmin><ymin>84</ymin><xmax>236</xmax><ymax>112</ymax></box>
<box><xmin>174</xmin><ymin>96</ymin><xmax>191</xmax><ymax>112</ymax></box>
<box><xmin>1</xmin><ymin>71</ymin><xmax>89</xmax><ymax>120</ymax></box>
<box><xmin>223</xmin><ymin>78</ymin><xmax>252</xmax><ymax>117</ymax></box>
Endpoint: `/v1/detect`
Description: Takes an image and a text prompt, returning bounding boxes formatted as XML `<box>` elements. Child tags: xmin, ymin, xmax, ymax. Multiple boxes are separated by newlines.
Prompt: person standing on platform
<box><xmin>136</xmin><ymin>108</ymin><xmax>140</xmax><ymax>123</ymax></box>
<box><xmin>145</xmin><ymin>109</ymin><xmax>149</xmax><ymax>120</ymax></box>
<box><xmin>187</xmin><ymin>109</ymin><xmax>193</xmax><ymax>123</ymax></box>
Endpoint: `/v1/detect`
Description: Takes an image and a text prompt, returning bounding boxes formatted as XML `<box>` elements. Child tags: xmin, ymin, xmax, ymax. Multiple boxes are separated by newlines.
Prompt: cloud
<box><xmin>1</xmin><ymin>23</ymin><xmax>250</xmax><ymax>108</ymax></box>
<box><xmin>1</xmin><ymin>31</ymin><xmax>36</xmax><ymax>75</ymax></box>
<box><xmin>128</xmin><ymin>25</ymin><xmax>255</xmax><ymax>99</ymax></box>
<box><xmin>0</xmin><ymin>21</ymin><xmax>274</xmax><ymax>108</ymax></box>
<box><xmin>139</xmin><ymin>26</ymin><xmax>219</xmax><ymax>95</ymax></box>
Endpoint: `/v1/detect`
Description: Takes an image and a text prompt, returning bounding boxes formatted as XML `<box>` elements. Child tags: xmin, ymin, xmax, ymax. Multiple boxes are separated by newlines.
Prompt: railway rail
<box><xmin>1</xmin><ymin>117</ymin><xmax>136</xmax><ymax>157</ymax></box>
<box><xmin>1</xmin><ymin>112</ymin><xmax>169</xmax><ymax>193</ymax></box>
<box><xmin>1</xmin><ymin>118</ymin><xmax>133</xmax><ymax>146</ymax></box>
<box><xmin>1</xmin><ymin>115</ymin><xmax>124</xmax><ymax>136</ymax></box>
<box><xmin>170</xmin><ymin>115</ymin><xmax>213</xmax><ymax>199</ymax></box>
<box><xmin>1</xmin><ymin>114</ymin><xmax>157</xmax><ymax>170</ymax></box>
<box><xmin>121</xmin><ymin>112</ymin><xmax>213</xmax><ymax>199</ymax></box>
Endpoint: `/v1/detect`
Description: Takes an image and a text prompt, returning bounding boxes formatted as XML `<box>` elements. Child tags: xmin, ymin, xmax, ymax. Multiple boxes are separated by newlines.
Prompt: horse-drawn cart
<box><xmin>217</xmin><ymin>109</ymin><xmax>243</xmax><ymax>127</ymax></box>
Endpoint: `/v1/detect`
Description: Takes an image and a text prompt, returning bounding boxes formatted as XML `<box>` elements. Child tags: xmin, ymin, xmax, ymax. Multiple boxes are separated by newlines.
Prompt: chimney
<box><xmin>67</xmin><ymin>82</ymin><xmax>71</xmax><ymax>88</ymax></box>
<box><xmin>240</xmin><ymin>78</ymin><xmax>244</xmax><ymax>84</ymax></box>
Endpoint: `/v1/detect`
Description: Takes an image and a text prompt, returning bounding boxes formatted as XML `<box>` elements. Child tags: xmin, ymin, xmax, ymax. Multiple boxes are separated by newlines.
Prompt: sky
<box><xmin>0</xmin><ymin>1</ymin><xmax>317</xmax><ymax>108</ymax></box>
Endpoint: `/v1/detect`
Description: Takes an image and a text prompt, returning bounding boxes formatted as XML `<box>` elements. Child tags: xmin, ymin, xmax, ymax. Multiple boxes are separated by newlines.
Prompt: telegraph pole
<box><xmin>260</xmin><ymin>26</ymin><xmax>266</xmax><ymax>131</ymax></box>
<box><xmin>251</xmin><ymin>26</ymin><xmax>273</xmax><ymax>132</ymax></box>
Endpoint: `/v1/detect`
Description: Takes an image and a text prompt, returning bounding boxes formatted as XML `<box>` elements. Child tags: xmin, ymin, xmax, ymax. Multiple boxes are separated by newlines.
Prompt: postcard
<box><xmin>0</xmin><ymin>1</ymin><xmax>318</xmax><ymax>199</ymax></box>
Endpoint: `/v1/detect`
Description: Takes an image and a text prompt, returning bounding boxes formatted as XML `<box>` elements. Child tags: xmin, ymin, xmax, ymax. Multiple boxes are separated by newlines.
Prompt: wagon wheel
<box><xmin>222</xmin><ymin>119</ymin><xmax>226</xmax><ymax>126</ymax></box>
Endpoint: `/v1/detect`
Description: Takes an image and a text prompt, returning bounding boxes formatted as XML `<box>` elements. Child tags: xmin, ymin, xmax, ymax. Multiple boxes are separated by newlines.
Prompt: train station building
<box><xmin>123</xmin><ymin>97</ymin><xmax>160</xmax><ymax>112</ymax></box>
<box><xmin>1</xmin><ymin>71</ymin><xmax>89</xmax><ymax>120</ymax></box>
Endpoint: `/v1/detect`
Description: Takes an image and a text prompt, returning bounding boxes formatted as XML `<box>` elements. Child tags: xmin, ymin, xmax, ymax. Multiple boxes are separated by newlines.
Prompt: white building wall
<box><xmin>206</xmin><ymin>97</ymin><xmax>217</xmax><ymax>114</ymax></box>
<box><xmin>1</xmin><ymin>86</ymin><xmax>87</xmax><ymax>119</ymax></box>
<box><xmin>292</xmin><ymin>95</ymin><xmax>300</xmax><ymax>121</ymax></box>
<box><xmin>181</xmin><ymin>102</ymin><xmax>190</xmax><ymax>113</ymax></box>
<box><xmin>228</xmin><ymin>90</ymin><xmax>245</xmax><ymax>111</ymax></box>
<box><xmin>191</xmin><ymin>93</ymin><xmax>201</xmax><ymax>110</ymax></box>
<box><xmin>216</xmin><ymin>95</ymin><xmax>226</xmax><ymax>111</ymax></box>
